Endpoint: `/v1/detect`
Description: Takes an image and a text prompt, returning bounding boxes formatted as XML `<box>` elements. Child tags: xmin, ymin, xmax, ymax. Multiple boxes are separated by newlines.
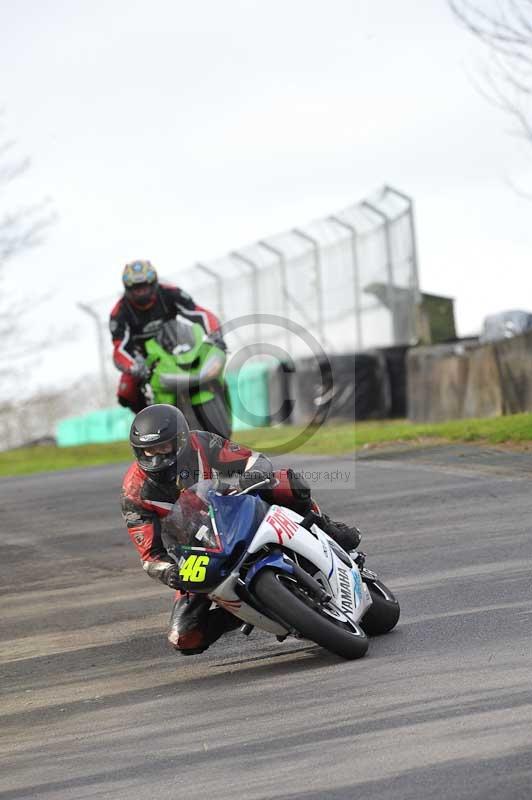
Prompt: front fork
<box><xmin>354</xmin><ymin>550</ymin><xmax>383</xmax><ymax>583</ymax></box>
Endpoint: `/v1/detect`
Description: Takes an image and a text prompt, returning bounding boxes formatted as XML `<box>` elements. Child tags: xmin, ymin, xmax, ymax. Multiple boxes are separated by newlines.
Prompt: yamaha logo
<box><xmin>337</xmin><ymin>567</ymin><xmax>354</xmax><ymax>614</ymax></box>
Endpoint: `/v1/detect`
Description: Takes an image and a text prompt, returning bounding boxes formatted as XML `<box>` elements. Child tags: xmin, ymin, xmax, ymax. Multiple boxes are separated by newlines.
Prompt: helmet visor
<box><xmin>126</xmin><ymin>283</ymin><xmax>157</xmax><ymax>308</ymax></box>
<box><xmin>134</xmin><ymin>430</ymin><xmax>188</xmax><ymax>473</ymax></box>
<box><xmin>142</xmin><ymin>441</ymin><xmax>174</xmax><ymax>457</ymax></box>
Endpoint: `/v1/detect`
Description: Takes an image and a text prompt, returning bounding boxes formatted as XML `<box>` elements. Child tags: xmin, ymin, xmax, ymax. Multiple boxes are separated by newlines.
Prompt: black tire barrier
<box><xmin>376</xmin><ymin>345</ymin><xmax>409</xmax><ymax>418</ymax></box>
<box><xmin>288</xmin><ymin>352</ymin><xmax>390</xmax><ymax>425</ymax></box>
<box><xmin>267</xmin><ymin>361</ymin><xmax>295</xmax><ymax>425</ymax></box>
<box><xmin>353</xmin><ymin>352</ymin><xmax>390</xmax><ymax>421</ymax></box>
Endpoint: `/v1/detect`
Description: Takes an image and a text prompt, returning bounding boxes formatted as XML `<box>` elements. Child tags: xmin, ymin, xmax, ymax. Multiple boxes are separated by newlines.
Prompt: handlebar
<box><xmin>236</xmin><ymin>479</ymin><xmax>272</xmax><ymax>496</ymax></box>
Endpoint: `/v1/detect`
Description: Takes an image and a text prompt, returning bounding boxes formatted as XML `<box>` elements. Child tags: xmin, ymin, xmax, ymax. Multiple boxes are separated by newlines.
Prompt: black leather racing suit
<box><xmin>110</xmin><ymin>283</ymin><xmax>222</xmax><ymax>412</ymax></box>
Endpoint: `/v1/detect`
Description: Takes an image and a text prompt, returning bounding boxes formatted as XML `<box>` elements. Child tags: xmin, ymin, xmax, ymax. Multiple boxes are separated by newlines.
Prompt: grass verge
<box><xmin>2</xmin><ymin>413</ymin><xmax>532</xmax><ymax>477</ymax></box>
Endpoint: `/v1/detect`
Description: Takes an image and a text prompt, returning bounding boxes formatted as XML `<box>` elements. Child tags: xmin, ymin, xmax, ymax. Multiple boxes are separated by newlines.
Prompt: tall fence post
<box><xmin>230</xmin><ymin>250</ymin><xmax>262</xmax><ymax>344</ymax></box>
<box><xmin>291</xmin><ymin>228</ymin><xmax>326</xmax><ymax>347</ymax></box>
<box><xmin>383</xmin><ymin>185</ymin><xmax>421</xmax><ymax>303</ymax></box>
<box><xmin>328</xmin><ymin>215</ymin><xmax>363</xmax><ymax>350</ymax></box>
<box><xmin>195</xmin><ymin>262</ymin><xmax>225</xmax><ymax>323</ymax></box>
<box><xmin>259</xmin><ymin>239</ymin><xmax>291</xmax><ymax>354</ymax></box>
<box><xmin>361</xmin><ymin>200</ymin><xmax>399</xmax><ymax>343</ymax></box>
<box><xmin>77</xmin><ymin>302</ymin><xmax>110</xmax><ymax>404</ymax></box>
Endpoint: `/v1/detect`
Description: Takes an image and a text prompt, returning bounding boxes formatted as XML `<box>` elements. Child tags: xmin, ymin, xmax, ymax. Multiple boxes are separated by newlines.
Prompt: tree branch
<box><xmin>0</xmin><ymin>111</ymin><xmax>58</xmax><ymax>396</ymax></box>
<box><xmin>0</xmin><ymin>199</ymin><xmax>56</xmax><ymax>265</ymax></box>
<box><xmin>449</xmin><ymin>1</ymin><xmax>532</xmax><ymax>146</ymax></box>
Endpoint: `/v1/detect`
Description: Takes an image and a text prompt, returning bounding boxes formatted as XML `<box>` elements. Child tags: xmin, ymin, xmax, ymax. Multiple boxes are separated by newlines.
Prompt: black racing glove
<box><xmin>161</xmin><ymin>564</ymin><xmax>182</xmax><ymax>589</ymax></box>
<box><xmin>130</xmin><ymin>355</ymin><xmax>150</xmax><ymax>381</ymax></box>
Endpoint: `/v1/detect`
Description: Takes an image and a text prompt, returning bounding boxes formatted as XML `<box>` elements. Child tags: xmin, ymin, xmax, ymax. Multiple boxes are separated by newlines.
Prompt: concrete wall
<box><xmin>405</xmin><ymin>332</ymin><xmax>532</xmax><ymax>422</ymax></box>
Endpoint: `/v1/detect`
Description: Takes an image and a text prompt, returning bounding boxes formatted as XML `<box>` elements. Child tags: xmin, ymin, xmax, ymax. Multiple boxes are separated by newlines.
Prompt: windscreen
<box><xmin>162</xmin><ymin>480</ymin><xmax>221</xmax><ymax>552</ymax></box>
<box><xmin>157</xmin><ymin>319</ymin><xmax>197</xmax><ymax>354</ymax></box>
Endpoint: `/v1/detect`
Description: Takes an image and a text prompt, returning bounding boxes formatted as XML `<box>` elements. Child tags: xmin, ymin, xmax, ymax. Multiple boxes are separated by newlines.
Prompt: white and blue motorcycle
<box><xmin>163</xmin><ymin>479</ymin><xmax>400</xmax><ymax>660</ymax></box>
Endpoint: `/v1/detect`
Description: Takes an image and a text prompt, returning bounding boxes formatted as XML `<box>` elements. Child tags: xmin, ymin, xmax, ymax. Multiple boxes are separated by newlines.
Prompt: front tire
<box><xmin>194</xmin><ymin>391</ymin><xmax>232</xmax><ymax>439</ymax></box>
<box><xmin>360</xmin><ymin>581</ymin><xmax>400</xmax><ymax>636</ymax></box>
<box><xmin>253</xmin><ymin>569</ymin><xmax>369</xmax><ymax>660</ymax></box>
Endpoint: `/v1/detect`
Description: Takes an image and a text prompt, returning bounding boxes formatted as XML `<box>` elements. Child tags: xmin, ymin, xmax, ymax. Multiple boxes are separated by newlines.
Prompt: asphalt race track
<box><xmin>1</xmin><ymin>447</ymin><xmax>532</xmax><ymax>799</ymax></box>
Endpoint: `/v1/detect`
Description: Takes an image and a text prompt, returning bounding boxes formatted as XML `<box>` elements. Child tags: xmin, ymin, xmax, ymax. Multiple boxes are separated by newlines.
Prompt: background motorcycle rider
<box><xmin>121</xmin><ymin>404</ymin><xmax>362</xmax><ymax>655</ymax></box>
<box><xmin>110</xmin><ymin>260</ymin><xmax>226</xmax><ymax>412</ymax></box>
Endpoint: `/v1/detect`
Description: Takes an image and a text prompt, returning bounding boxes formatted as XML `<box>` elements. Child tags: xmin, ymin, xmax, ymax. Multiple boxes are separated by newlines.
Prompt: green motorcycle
<box><xmin>142</xmin><ymin>319</ymin><xmax>232</xmax><ymax>439</ymax></box>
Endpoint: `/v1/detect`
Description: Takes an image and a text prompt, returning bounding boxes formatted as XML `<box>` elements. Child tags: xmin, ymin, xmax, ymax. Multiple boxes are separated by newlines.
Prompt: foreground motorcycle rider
<box><xmin>110</xmin><ymin>260</ymin><xmax>226</xmax><ymax>413</ymax></box>
<box><xmin>121</xmin><ymin>404</ymin><xmax>361</xmax><ymax>655</ymax></box>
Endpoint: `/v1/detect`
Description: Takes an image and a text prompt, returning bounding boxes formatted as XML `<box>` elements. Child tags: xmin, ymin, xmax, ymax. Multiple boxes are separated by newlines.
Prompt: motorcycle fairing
<box><xmin>167</xmin><ymin>486</ymin><xmax>371</xmax><ymax>632</ymax></box>
<box><xmin>209</xmin><ymin>491</ymin><xmax>268</xmax><ymax>553</ymax></box>
<box><xmin>144</xmin><ymin>320</ymin><xmax>226</xmax><ymax>402</ymax></box>
<box><xmin>247</xmin><ymin>505</ymin><xmax>372</xmax><ymax>625</ymax></box>
<box><xmin>243</xmin><ymin>550</ymin><xmax>295</xmax><ymax>588</ymax></box>
<box><xmin>209</xmin><ymin>551</ymin><xmax>292</xmax><ymax>635</ymax></box>
<box><xmin>164</xmin><ymin>491</ymin><xmax>266</xmax><ymax>593</ymax></box>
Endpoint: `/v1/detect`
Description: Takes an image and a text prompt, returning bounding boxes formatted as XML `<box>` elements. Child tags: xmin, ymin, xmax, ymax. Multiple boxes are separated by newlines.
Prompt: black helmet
<box><xmin>130</xmin><ymin>404</ymin><xmax>190</xmax><ymax>477</ymax></box>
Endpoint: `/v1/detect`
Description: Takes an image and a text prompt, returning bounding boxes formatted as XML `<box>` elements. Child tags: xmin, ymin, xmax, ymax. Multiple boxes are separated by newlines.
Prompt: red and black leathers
<box><xmin>110</xmin><ymin>283</ymin><xmax>221</xmax><ymax>411</ymax></box>
<box><xmin>121</xmin><ymin>431</ymin><xmax>272</xmax><ymax>579</ymax></box>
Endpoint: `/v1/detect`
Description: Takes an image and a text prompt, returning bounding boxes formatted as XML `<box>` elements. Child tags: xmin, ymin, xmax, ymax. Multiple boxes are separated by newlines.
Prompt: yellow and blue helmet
<box><xmin>122</xmin><ymin>260</ymin><xmax>158</xmax><ymax>309</ymax></box>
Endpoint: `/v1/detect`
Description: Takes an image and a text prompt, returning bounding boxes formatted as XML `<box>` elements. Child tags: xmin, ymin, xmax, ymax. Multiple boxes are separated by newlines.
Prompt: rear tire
<box><xmin>253</xmin><ymin>569</ymin><xmax>369</xmax><ymax>660</ymax></box>
<box><xmin>360</xmin><ymin>581</ymin><xmax>400</xmax><ymax>636</ymax></box>
<box><xmin>194</xmin><ymin>391</ymin><xmax>232</xmax><ymax>439</ymax></box>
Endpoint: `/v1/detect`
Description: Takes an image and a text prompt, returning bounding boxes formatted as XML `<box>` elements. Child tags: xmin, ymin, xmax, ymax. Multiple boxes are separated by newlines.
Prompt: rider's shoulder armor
<box><xmin>122</xmin><ymin>462</ymin><xmax>179</xmax><ymax>515</ymax></box>
<box><xmin>109</xmin><ymin>297</ymin><xmax>128</xmax><ymax>335</ymax></box>
<box><xmin>109</xmin><ymin>297</ymin><xmax>125</xmax><ymax>320</ymax></box>
<box><xmin>159</xmin><ymin>283</ymin><xmax>195</xmax><ymax>310</ymax></box>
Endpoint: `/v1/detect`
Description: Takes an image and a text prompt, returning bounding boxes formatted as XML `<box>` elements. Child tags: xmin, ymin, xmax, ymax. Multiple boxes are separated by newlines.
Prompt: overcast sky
<box><xmin>2</xmin><ymin>0</ymin><xmax>532</xmax><ymax>391</ymax></box>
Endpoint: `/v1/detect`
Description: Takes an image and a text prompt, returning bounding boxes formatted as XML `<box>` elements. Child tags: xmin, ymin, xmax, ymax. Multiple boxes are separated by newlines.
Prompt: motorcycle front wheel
<box><xmin>194</xmin><ymin>390</ymin><xmax>232</xmax><ymax>439</ymax></box>
<box><xmin>359</xmin><ymin>580</ymin><xmax>400</xmax><ymax>636</ymax></box>
<box><xmin>253</xmin><ymin>569</ymin><xmax>369</xmax><ymax>660</ymax></box>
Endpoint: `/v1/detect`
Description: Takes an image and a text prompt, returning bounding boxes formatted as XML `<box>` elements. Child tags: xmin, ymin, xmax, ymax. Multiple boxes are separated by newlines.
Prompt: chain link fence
<box><xmin>82</xmin><ymin>185</ymin><xmax>419</xmax><ymax>395</ymax></box>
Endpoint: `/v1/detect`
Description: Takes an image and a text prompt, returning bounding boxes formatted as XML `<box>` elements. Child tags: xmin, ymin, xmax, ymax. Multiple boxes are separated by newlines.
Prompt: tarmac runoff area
<box><xmin>1</xmin><ymin>444</ymin><xmax>531</xmax><ymax>800</ymax></box>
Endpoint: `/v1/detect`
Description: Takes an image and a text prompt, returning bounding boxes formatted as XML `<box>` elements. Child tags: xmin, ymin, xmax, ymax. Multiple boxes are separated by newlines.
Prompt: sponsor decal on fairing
<box><xmin>265</xmin><ymin>507</ymin><xmax>300</xmax><ymax>544</ymax></box>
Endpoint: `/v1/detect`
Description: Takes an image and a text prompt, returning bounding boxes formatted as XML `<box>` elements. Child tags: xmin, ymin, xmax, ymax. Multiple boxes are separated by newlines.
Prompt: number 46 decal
<box><xmin>179</xmin><ymin>554</ymin><xmax>210</xmax><ymax>582</ymax></box>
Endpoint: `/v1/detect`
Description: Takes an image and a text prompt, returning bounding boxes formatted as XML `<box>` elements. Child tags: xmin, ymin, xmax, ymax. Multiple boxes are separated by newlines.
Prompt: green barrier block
<box><xmin>85</xmin><ymin>410</ymin><xmax>111</xmax><ymax>442</ymax></box>
<box><xmin>56</xmin><ymin>417</ymin><xmax>88</xmax><ymax>447</ymax></box>
<box><xmin>110</xmin><ymin>408</ymin><xmax>135</xmax><ymax>440</ymax></box>
<box><xmin>56</xmin><ymin>407</ymin><xmax>134</xmax><ymax>447</ymax></box>
<box><xmin>227</xmin><ymin>362</ymin><xmax>271</xmax><ymax>431</ymax></box>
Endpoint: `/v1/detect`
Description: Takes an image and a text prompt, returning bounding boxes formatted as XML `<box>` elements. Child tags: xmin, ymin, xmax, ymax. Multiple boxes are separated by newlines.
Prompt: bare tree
<box><xmin>449</xmin><ymin>1</ymin><xmax>532</xmax><ymax>141</ymax></box>
<box><xmin>0</xmin><ymin>117</ymin><xmax>53</xmax><ymax>267</ymax></box>
<box><xmin>0</xmin><ymin>111</ymin><xmax>55</xmax><ymax>379</ymax></box>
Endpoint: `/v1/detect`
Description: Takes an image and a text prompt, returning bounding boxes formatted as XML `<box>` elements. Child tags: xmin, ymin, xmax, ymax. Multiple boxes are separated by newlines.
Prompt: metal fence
<box><xmin>81</xmin><ymin>185</ymin><xmax>419</xmax><ymax>395</ymax></box>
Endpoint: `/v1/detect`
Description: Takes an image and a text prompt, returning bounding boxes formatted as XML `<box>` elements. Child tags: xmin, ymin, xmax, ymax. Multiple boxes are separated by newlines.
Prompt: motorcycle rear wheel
<box><xmin>253</xmin><ymin>569</ymin><xmax>369</xmax><ymax>660</ymax></box>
